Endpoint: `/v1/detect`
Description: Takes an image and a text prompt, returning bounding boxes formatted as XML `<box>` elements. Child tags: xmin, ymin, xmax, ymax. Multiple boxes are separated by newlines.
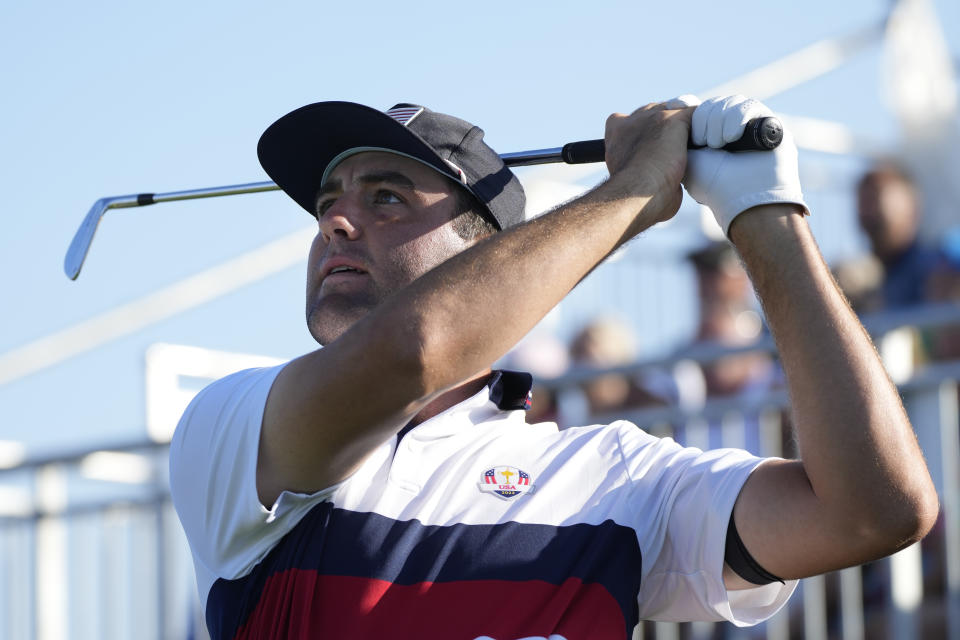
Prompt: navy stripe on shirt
<box><xmin>207</xmin><ymin>501</ymin><xmax>643</xmax><ymax>639</ymax></box>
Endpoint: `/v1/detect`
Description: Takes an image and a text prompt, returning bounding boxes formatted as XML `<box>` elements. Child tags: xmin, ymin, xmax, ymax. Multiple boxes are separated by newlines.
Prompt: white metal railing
<box><xmin>2</xmin><ymin>307</ymin><xmax>959</xmax><ymax>639</ymax></box>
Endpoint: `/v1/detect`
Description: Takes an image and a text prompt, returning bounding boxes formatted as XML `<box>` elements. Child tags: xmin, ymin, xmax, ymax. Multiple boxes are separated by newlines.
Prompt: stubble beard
<box><xmin>306</xmin><ymin>288</ymin><xmax>381</xmax><ymax>346</ymax></box>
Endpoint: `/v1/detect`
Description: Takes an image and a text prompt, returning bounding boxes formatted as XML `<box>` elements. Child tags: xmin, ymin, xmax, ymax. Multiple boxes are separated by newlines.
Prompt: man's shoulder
<box><xmin>495</xmin><ymin>419</ymin><xmax>659</xmax><ymax>463</ymax></box>
<box><xmin>170</xmin><ymin>364</ymin><xmax>287</xmax><ymax>465</ymax></box>
<box><xmin>179</xmin><ymin>365</ymin><xmax>286</xmax><ymax>421</ymax></box>
<box><xmin>201</xmin><ymin>364</ymin><xmax>287</xmax><ymax>400</ymax></box>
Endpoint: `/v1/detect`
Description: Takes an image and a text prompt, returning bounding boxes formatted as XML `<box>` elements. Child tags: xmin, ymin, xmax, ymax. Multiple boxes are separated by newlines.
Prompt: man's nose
<box><xmin>319</xmin><ymin>195</ymin><xmax>363</xmax><ymax>242</ymax></box>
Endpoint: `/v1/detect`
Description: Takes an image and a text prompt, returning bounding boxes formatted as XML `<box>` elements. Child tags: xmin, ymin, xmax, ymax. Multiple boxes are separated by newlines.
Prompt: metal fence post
<box><xmin>35</xmin><ymin>464</ymin><xmax>67</xmax><ymax>640</ymax></box>
<box><xmin>890</xmin><ymin>542</ymin><xmax>923</xmax><ymax>639</ymax></box>
<box><xmin>802</xmin><ymin>575</ymin><xmax>828</xmax><ymax>640</ymax></box>
<box><xmin>939</xmin><ymin>381</ymin><xmax>960</xmax><ymax>640</ymax></box>
<box><xmin>839</xmin><ymin>566</ymin><xmax>864</xmax><ymax>640</ymax></box>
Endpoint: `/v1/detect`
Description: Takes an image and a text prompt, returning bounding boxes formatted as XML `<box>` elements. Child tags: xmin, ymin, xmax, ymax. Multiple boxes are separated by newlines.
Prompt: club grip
<box><xmin>561</xmin><ymin>139</ymin><xmax>606</xmax><ymax>164</ymax></box>
<box><xmin>560</xmin><ymin>116</ymin><xmax>783</xmax><ymax>164</ymax></box>
<box><xmin>710</xmin><ymin>116</ymin><xmax>783</xmax><ymax>152</ymax></box>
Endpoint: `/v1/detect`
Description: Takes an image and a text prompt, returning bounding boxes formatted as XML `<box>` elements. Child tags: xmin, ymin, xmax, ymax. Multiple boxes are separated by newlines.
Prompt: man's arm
<box><xmin>722</xmin><ymin>204</ymin><xmax>939</xmax><ymax>588</ymax></box>
<box><xmin>257</xmin><ymin>104</ymin><xmax>692</xmax><ymax>506</ymax></box>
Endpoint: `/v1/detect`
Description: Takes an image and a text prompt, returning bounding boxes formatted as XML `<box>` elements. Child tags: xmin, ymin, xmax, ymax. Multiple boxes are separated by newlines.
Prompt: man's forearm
<box><xmin>729</xmin><ymin>205</ymin><xmax>938</xmax><ymax>573</ymax></box>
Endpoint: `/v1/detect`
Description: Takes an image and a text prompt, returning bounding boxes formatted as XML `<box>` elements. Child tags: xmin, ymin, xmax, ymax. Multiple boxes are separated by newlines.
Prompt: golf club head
<box><xmin>64</xmin><ymin>197</ymin><xmax>133</xmax><ymax>280</ymax></box>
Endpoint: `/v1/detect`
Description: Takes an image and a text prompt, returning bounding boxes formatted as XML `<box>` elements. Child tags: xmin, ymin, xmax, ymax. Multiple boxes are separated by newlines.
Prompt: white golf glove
<box><xmin>666</xmin><ymin>95</ymin><xmax>807</xmax><ymax>236</ymax></box>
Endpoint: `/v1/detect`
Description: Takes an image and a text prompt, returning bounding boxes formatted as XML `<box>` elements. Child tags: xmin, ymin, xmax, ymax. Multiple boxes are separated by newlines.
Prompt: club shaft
<box><xmin>130</xmin><ymin>116</ymin><xmax>781</xmax><ymax>205</ymax></box>
<box><xmin>129</xmin><ymin>152</ymin><xmax>569</xmax><ymax>208</ymax></box>
<box><xmin>501</xmin><ymin>147</ymin><xmax>566</xmax><ymax>166</ymax></box>
<box><xmin>124</xmin><ymin>181</ymin><xmax>279</xmax><ymax>207</ymax></box>
<box><xmin>65</xmin><ymin>116</ymin><xmax>781</xmax><ymax>279</ymax></box>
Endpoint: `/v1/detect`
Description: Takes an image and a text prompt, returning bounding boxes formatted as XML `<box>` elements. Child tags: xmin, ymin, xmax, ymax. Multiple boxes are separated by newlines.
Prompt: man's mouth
<box><xmin>321</xmin><ymin>264</ymin><xmax>370</xmax><ymax>288</ymax></box>
<box><xmin>328</xmin><ymin>266</ymin><xmax>365</xmax><ymax>275</ymax></box>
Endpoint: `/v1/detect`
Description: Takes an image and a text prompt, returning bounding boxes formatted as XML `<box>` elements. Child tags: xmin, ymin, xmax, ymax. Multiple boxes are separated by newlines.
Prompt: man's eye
<box><xmin>316</xmin><ymin>198</ymin><xmax>336</xmax><ymax>217</ymax></box>
<box><xmin>375</xmin><ymin>190</ymin><xmax>402</xmax><ymax>204</ymax></box>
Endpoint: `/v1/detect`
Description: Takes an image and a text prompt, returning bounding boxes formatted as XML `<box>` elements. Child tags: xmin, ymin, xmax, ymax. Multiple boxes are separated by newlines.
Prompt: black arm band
<box><xmin>724</xmin><ymin>513</ymin><xmax>784</xmax><ymax>586</ymax></box>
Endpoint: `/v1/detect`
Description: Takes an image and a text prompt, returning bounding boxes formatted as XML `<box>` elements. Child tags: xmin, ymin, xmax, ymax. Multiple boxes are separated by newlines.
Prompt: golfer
<box><xmin>170</xmin><ymin>95</ymin><xmax>938</xmax><ymax>639</ymax></box>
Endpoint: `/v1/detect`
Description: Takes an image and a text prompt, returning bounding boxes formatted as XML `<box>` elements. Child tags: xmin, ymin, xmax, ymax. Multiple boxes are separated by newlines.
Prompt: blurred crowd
<box><xmin>506</xmin><ymin>159</ymin><xmax>960</xmax><ymax>431</ymax></box>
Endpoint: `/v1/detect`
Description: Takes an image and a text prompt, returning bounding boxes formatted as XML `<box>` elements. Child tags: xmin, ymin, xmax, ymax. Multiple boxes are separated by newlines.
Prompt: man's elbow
<box><xmin>863</xmin><ymin>477</ymin><xmax>940</xmax><ymax>553</ymax></box>
<box><xmin>901</xmin><ymin>480</ymin><xmax>940</xmax><ymax>544</ymax></box>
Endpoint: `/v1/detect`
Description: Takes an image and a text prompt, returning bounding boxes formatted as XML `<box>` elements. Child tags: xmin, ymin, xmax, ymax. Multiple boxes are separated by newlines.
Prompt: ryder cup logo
<box><xmin>478</xmin><ymin>466</ymin><xmax>535</xmax><ymax>500</ymax></box>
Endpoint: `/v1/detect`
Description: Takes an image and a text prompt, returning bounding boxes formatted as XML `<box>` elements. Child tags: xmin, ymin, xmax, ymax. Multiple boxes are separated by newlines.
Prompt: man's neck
<box><xmin>410</xmin><ymin>370</ymin><xmax>493</xmax><ymax>426</ymax></box>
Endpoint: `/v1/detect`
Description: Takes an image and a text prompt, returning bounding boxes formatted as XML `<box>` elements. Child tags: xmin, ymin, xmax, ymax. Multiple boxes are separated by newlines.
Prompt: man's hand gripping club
<box><xmin>678</xmin><ymin>94</ymin><xmax>807</xmax><ymax>233</ymax></box>
<box><xmin>602</xmin><ymin>101</ymin><xmax>695</xmax><ymax>230</ymax></box>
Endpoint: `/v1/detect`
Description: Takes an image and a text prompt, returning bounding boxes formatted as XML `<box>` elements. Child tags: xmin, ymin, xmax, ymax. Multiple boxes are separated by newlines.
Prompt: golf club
<box><xmin>64</xmin><ymin>116</ymin><xmax>782</xmax><ymax>280</ymax></box>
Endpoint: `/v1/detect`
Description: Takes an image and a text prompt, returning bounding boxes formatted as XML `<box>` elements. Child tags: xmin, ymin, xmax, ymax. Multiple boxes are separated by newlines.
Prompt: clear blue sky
<box><xmin>1</xmin><ymin>0</ymin><xmax>957</xmax><ymax>455</ymax></box>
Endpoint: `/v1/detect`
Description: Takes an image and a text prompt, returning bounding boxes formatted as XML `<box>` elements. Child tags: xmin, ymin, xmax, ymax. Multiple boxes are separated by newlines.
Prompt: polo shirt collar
<box><xmin>488</xmin><ymin>370</ymin><xmax>533</xmax><ymax>411</ymax></box>
<box><xmin>396</xmin><ymin>369</ymin><xmax>532</xmax><ymax>442</ymax></box>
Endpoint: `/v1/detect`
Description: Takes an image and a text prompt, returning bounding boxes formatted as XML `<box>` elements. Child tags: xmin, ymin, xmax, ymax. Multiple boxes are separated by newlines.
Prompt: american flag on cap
<box><xmin>386</xmin><ymin>105</ymin><xmax>425</xmax><ymax>127</ymax></box>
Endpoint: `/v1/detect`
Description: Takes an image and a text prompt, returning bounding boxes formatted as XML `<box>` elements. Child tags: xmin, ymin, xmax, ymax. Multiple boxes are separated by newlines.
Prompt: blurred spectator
<box><xmin>835</xmin><ymin>162</ymin><xmax>960</xmax><ymax>372</ymax></box>
<box><xmin>679</xmin><ymin>242</ymin><xmax>786</xmax><ymax>456</ymax></box>
<box><xmin>568</xmin><ymin>316</ymin><xmax>672</xmax><ymax>418</ymax></box>
<box><xmin>854</xmin><ymin>162</ymin><xmax>940</xmax><ymax>309</ymax></box>
<box><xmin>688</xmin><ymin>243</ymin><xmax>779</xmax><ymax>401</ymax></box>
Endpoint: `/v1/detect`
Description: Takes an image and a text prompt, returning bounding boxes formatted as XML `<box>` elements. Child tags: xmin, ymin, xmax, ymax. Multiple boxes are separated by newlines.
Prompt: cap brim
<box><xmin>257</xmin><ymin>101</ymin><xmax>458</xmax><ymax>216</ymax></box>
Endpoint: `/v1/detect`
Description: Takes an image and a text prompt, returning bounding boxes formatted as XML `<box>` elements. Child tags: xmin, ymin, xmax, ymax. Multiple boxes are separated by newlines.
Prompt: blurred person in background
<box><xmin>834</xmin><ymin>162</ymin><xmax>945</xmax><ymax>378</ymax></box>
<box><xmin>674</xmin><ymin>243</ymin><xmax>786</xmax><ymax>456</ymax></box>
<box><xmin>568</xmin><ymin>247</ymin><xmax>786</xmax><ymax>452</ymax></box>
<box><xmin>837</xmin><ymin>162</ymin><xmax>960</xmax><ymax>382</ymax></box>
<box><xmin>854</xmin><ymin>162</ymin><xmax>940</xmax><ymax>310</ymax></box>
<box><xmin>689</xmin><ymin>243</ymin><xmax>779</xmax><ymax>401</ymax></box>
<box><xmin>568</xmin><ymin>316</ymin><xmax>674</xmax><ymax>420</ymax></box>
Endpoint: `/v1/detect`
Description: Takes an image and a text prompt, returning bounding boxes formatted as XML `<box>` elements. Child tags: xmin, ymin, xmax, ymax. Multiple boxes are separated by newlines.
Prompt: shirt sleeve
<box><xmin>615</xmin><ymin>422</ymin><xmax>797</xmax><ymax>625</ymax></box>
<box><xmin>168</xmin><ymin>365</ymin><xmax>340</xmax><ymax>586</ymax></box>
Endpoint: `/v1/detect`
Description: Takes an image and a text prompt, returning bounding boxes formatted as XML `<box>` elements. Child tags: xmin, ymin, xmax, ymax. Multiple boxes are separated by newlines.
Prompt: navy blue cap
<box><xmin>257</xmin><ymin>101</ymin><xmax>525</xmax><ymax>230</ymax></box>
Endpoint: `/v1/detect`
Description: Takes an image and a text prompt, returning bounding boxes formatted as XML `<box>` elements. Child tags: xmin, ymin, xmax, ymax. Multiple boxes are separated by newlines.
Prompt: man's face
<box><xmin>306</xmin><ymin>151</ymin><xmax>474</xmax><ymax>345</ymax></box>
